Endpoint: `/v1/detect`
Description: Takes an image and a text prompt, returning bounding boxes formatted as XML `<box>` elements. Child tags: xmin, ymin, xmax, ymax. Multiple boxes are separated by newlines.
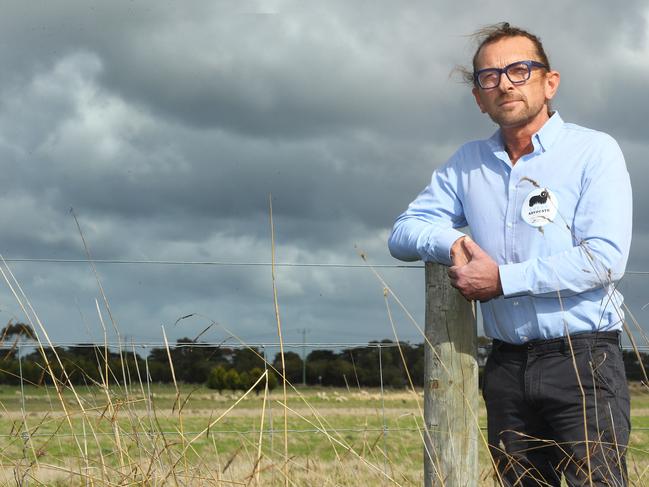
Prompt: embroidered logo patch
<box><xmin>521</xmin><ymin>188</ymin><xmax>558</xmax><ymax>227</ymax></box>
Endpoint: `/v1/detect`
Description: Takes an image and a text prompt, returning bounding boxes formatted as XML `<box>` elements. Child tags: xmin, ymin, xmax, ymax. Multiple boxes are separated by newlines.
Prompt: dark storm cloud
<box><xmin>0</xmin><ymin>0</ymin><xmax>647</xmax><ymax>344</ymax></box>
<box><xmin>0</xmin><ymin>49</ymin><xmax>455</xmax><ymax>253</ymax></box>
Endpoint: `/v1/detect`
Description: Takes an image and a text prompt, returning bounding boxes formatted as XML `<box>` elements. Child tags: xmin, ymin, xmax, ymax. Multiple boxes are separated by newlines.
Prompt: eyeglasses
<box><xmin>474</xmin><ymin>60</ymin><xmax>548</xmax><ymax>90</ymax></box>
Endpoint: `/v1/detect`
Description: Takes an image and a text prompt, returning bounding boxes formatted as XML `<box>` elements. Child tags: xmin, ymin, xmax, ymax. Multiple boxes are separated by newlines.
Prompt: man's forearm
<box><xmin>388</xmin><ymin>217</ymin><xmax>466</xmax><ymax>265</ymax></box>
<box><xmin>499</xmin><ymin>238</ymin><xmax>628</xmax><ymax>298</ymax></box>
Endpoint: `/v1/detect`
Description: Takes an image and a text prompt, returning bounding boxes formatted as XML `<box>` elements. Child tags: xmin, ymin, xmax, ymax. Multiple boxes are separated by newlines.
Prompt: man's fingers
<box><xmin>450</xmin><ymin>237</ymin><xmax>471</xmax><ymax>266</ymax></box>
<box><xmin>462</xmin><ymin>238</ymin><xmax>482</xmax><ymax>257</ymax></box>
<box><xmin>447</xmin><ymin>266</ymin><xmax>459</xmax><ymax>288</ymax></box>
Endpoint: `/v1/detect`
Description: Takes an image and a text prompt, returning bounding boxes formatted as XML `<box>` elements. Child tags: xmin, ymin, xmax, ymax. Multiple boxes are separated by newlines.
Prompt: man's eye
<box><xmin>508</xmin><ymin>66</ymin><xmax>529</xmax><ymax>79</ymax></box>
<box><xmin>479</xmin><ymin>72</ymin><xmax>498</xmax><ymax>82</ymax></box>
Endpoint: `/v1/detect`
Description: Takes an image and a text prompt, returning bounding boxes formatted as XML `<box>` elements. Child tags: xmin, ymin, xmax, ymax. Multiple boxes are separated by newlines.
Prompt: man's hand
<box><xmin>450</xmin><ymin>236</ymin><xmax>471</xmax><ymax>266</ymax></box>
<box><xmin>448</xmin><ymin>238</ymin><xmax>503</xmax><ymax>301</ymax></box>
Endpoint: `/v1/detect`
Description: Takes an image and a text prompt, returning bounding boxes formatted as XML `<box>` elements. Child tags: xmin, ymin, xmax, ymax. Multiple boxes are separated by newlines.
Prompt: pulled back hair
<box><xmin>458</xmin><ymin>22</ymin><xmax>551</xmax><ymax>85</ymax></box>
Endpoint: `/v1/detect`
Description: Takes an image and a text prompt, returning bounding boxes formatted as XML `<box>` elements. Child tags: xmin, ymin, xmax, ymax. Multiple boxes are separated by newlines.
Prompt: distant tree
<box><xmin>147</xmin><ymin>339</ymin><xmax>233</xmax><ymax>384</ymax></box>
<box><xmin>23</xmin><ymin>346</ymin><xmax>67</xmax><ymax>385</ymax></box>
<box><xmin>306</xmin><ymin>359</ymin><xmax>327</xmax><ymax>385</ymax></box>
<box><xmin>622</xmin><ymin>350</ymin><xmax>649</xmax><ymax>382</ymax></box>
<box><xmin>239</xmin><ymin>371</ymin><xmax>252</xmax><ymax>391</ymax></box>
<box><xmin>231</xmin><ymin>348</ymin><xmax>265</xmax><ymax>372</ymax></box>
<box><xmin>410</xmin><ymin>343</ymin><xmax>425</xmax><ymax>387</ymax></box>
<box><xmin>307</xmin><ymin>350</ymin><xmax>336</xmax><ymax>362</ymax></box>
<box><xmin>224</xmin><ymin>368</ymin><xmax>241</xmax><ymax>392</ymax></box>
<box><xmin>272</xmin><ymin>351</ymin><xmax>303</xmax><ymax>384</ymax></box>
<box><xmin>0</xmin><ymin>321</ymin><xmax>36</xmax><ymax>360</ymax></box>
<box><xmin>0</xmin><ymin>322</ymin><xmax>36</xmax><ymax>341</ymax></box>
<box><xmin>246</xmin><ymin>367</ymin><xmax>270</xmax><ymax>394</ymax></box>
<box><xmin>328</xmin><ymin>358</ymin><xmax>354</xmax><ymax>387</ymax></box>
<box><xmin>147</xmin><ymin>361</ymin><xmax>172</xmax><ymax>383</ymax></box>
<box><xmin>207</xmin><ymin>366</ymin><xmax>228</xmax><ymax>392</ymax></box>
<box><xmin>0</xmin><ymin>359</ymin><xmax>20</xmax><ymax>385</ymax></box>
<box><xmin>247</xmin><ymin>367</ymin><xmax>279</xmax><ymax>393</ymax></box>
<box><xmin>347</xmin><ymin>345</ymin><xmax>381</xmax><ymax>387</ymax></box>
<box><xmin>168</xmin><ymin>338</ymin><xmax>212</xmax><ymax>383</ymax></box>
<box><xmin>267</xmin><ymin>369</ymin><xmax>278</xmax><ymax>391</ymax></box>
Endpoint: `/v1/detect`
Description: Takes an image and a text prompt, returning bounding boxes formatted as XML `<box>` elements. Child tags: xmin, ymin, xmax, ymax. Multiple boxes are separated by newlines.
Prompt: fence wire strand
<box><xmin>2</xmin><ymin>257</ymin><xmax>649</xmax><ymax>274</ymax></box>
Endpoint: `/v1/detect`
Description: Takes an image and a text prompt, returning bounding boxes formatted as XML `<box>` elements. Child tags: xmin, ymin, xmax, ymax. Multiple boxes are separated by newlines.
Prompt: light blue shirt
<box><xmin>388</xmin><ymin>113</ymin><xmax>632</xmax><ymax>344</ymax></box>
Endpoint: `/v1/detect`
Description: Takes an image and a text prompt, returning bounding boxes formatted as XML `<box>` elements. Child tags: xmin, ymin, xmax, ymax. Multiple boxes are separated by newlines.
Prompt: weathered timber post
<box><xmin>424</xmin><ymin>262</ymin><xmax>478</xmax><ymax>486</ymax></box>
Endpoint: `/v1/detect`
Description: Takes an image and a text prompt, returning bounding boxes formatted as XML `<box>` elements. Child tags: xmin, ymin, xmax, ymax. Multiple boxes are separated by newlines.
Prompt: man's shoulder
<box><xmin>559</xmin><ymin>121</ymin><xmax>619</xmax><ymax>147</ymax></box>
<box><xmin>445</xmin><ymin>137</ymin><xmax>494</xmax><ymax>166</ymax></box>
<box><xmin>432</xmin><ymin>136</ymin><xmax>500</xmax><ymax>176</ymax></box>
<box><xmin>556</xmin><ymin>120</ymin><xmax>625</xmax><ymax>169</ymax></box>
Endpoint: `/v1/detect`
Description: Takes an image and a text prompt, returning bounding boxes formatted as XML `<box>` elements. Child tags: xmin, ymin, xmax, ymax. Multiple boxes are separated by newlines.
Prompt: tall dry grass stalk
<box><xmin>269</xmin><ymin>194</ymin><xmax>289</xmax><ymax>486</ymax></box>
<box><xmin>0</xmin><ymin>212</ymin><xmax>646</xmax><ymax>485</ymax></box>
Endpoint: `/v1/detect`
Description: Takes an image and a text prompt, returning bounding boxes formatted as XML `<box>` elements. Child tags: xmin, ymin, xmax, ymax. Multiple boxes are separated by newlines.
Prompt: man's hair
<box><xmin>459</xmin><ymin>22</ymin><xmax>551</xmax><ymax>85</ymax></box>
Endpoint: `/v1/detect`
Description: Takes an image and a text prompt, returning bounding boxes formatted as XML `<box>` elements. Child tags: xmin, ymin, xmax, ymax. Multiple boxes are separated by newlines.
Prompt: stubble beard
<box><xmin>488</xmin><ymin>96</ymin><xmax>546</xmax><ymax>129</ymax></box>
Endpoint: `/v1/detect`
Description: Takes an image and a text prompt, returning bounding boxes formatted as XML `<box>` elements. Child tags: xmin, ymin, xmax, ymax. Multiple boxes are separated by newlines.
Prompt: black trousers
<box><xmin>482</xmin><ymin>331</ymin><xmax>630</xmax><ymax>486</ymax></box>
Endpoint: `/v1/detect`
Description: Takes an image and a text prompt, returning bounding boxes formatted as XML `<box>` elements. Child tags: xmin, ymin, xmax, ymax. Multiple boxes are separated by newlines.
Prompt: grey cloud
<box><xmin>0</xmin><ymin>1</ymin><xmax>647</xmax><ymax>345</ymax></box>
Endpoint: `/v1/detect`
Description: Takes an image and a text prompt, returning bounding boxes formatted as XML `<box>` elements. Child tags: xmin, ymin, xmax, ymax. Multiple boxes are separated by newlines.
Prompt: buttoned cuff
<box><xmin>418</xmin><ymin>227</ymin><xmax>465</xmax><ymax>266</ymax></box>
<box><xmin>498</xmin><ymin>262</ymin><xmax>530</xmax><ymax>298</ymax></box>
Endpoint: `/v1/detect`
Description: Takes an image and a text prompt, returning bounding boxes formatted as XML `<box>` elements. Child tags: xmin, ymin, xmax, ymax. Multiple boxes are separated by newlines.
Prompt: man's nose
<box><xmin>498</xmin><ymin>71</ymin><xmax>515</xmax><ymax>91</ymax></box>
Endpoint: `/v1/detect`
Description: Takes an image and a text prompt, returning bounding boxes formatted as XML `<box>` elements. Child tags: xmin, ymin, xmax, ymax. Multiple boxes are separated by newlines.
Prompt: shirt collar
<box><xmin>534</xmin><ymin>111</ymin><xmax>563</xmax><ymax>152</ymax></box>
<box><xmin>486</xmin><ymin>111</ymin><xmax>564</xmax><ymax>156</ymax></box>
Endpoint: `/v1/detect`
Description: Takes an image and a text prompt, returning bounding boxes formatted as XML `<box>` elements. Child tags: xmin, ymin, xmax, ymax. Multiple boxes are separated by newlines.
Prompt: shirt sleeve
<box><xmin>499</xmin><ymin>135</ymin><xmax>632</xmax><ymax>298</ymax></box>
<box><xmin>388</xmin><ymin>158</ymin><xmax>468</xmax><ymax>266</ymax></box>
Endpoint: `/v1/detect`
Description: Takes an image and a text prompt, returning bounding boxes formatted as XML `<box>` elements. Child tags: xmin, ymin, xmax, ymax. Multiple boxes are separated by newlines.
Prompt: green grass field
<box><xmin>0</xmin><ymin>382</ymin><xmax>648</xmax><ymax>485</ymax></box>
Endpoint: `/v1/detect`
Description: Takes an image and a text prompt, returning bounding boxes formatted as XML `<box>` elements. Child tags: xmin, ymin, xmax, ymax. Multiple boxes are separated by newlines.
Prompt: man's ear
<box><xmin>472</xmin><ymin>86</ymin><xmax>486</xmax><ymax>113</ymax></box>
<box><xmin>544</xmin><ymin>70</ymin><xmax>560</xmax><ymax>101</ymax></box>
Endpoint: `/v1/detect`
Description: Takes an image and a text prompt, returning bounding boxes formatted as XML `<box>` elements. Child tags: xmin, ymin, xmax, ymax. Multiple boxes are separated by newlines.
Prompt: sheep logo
<box><xmin>529</xmin><ymin>190</ymin><xmax>549</xmax><ymax>207</ymax></box>
<box><xmin>521</xmin><ymin>188</ymin><xmax>558</xmax><ymax>227</ymax></box>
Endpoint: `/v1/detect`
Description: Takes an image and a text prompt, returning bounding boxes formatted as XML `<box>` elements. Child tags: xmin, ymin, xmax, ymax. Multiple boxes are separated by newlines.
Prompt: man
<box><xmin>388</xmin><ymin>23</ymin><xmax>632</xmax><ymax>486</ymax></box>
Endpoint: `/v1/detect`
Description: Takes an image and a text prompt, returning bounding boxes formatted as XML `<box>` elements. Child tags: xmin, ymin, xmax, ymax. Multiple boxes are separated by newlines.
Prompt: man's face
<box><xmin>472</xmin><ymin>36</ymin><xmax>559</xmax><ymax>129</ymax></box>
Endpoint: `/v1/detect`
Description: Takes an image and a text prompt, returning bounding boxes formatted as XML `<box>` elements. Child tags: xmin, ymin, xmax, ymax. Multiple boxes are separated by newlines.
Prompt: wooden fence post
<box><xmin>424</xmin><ymin>262</ymin><xmax>478</xmax><ymax>486</ymax></box>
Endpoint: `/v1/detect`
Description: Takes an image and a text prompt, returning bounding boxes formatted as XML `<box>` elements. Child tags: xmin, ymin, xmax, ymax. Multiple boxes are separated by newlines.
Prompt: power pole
<box><xmin>300</xmin><ymin>328</ymin><xmax>308</xmax><ymax>386</ymax></box>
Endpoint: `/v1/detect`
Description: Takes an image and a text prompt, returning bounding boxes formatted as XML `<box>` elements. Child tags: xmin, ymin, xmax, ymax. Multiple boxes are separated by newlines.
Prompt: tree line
<box><xmin>1</xmin><ymin>324</ymin><xmax>648</xmax><ymax>388</ymax></box>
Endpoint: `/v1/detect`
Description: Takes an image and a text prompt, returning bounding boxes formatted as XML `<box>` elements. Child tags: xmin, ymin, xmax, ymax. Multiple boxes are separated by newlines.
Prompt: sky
<box><xmin>0</xmin><ymin>0</ymin><xmax>647</xmax><ymax>351</ymax></box>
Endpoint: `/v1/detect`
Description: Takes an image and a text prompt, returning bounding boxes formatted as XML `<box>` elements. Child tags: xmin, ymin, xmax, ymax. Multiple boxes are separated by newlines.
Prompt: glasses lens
<box><xmin>477</xmin><ymin>69</ymin><xmax>500</xmax><ymax>89</ymax></box>
<box><xmin>506</xmin><ymin>62</ymin><xmax>531</xmax><ymax>83</ymax></box>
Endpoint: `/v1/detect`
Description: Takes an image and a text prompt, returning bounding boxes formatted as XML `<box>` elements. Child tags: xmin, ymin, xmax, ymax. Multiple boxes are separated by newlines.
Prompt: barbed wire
<box><xmin>0</xmin><ymin>258</ymin><xmax>420</xmax><ymax>269</ymax></box>
<box><xmin>2</xmin><ymin>257</ymin><xmax>648</xmax><ymax>274</ymax></box>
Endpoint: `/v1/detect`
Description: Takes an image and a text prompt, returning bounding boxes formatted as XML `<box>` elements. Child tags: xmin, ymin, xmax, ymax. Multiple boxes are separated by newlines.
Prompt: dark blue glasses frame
<box><xmin>474</xmin><ymin>60</ymin><xmax>548</xmax><ymax>89</ymax></box>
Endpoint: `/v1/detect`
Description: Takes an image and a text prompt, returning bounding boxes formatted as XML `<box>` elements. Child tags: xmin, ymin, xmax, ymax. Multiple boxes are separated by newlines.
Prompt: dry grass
<box><xmin>0</xmin><ymin>216</ymin><xmax>648</xmax><ymax>485</ymax></box>
<box><xmin>0</xmin><ymin>383</ymin><xmax>647</xmax><ymax>486</ymax></box>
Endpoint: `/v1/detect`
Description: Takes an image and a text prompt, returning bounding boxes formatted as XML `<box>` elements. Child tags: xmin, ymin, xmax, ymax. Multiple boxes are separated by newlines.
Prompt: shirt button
<box><xmin>506</xmin><ymin>222</ymin><xmax>513</xmax><ymax>228</ymax></box>
<box><xmin>513</xmin><ymin>300</ymin><xmax>519</xmax><ymax>306</ymax></box>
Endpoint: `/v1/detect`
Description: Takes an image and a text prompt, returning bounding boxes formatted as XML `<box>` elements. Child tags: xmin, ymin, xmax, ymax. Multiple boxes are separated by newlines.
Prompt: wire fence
<box><xmin>4</xmin><ymin>257</ymin><xmax>649</xmax><ymax>274</ymax></box>
<box><xmin>2</xmin><ymin>340</ymin><xmax>648</xmax><ymax>352</ymax></box>
<box><xmin>4</xmin><ymin>339</ymin><xmax>649</xmax><ymax>437</ymax></box>
<box><xmin>2</xmin><ymin>261</ymin><xmax>648</xmax><ymax>452</ymax></box>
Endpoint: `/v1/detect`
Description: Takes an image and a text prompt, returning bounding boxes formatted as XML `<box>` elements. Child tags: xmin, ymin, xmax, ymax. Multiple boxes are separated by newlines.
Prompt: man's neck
<box><xmin>501</xmin><ymin>110</ymin><xmax>551</xmax><ymax>165</ymax></box>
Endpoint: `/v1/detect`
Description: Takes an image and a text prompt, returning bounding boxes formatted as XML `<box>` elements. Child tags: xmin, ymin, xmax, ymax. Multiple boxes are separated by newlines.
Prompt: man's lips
<box><xmin>498</xmin><ymin>98</ymin><xmax>523</xmax><ymax>107</ymax></box>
